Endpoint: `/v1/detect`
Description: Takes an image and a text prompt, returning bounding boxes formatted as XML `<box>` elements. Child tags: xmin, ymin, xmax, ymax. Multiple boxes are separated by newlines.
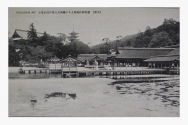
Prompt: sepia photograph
<box><xmin>8</xmin><ymin>7</ymin><xmax>180</xmax><ymax>117</ymax></box>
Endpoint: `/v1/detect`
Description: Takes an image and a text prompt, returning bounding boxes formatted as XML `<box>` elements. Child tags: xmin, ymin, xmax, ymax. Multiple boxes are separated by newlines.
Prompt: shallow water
<box><xmin>9</xmin><ymin>72</ymin><xmax>63</xmax><ymax>79</ymax></box>
<box><xmin>8</xmin><ymin>67</ymin><xmax>180</xmax><ymax>117</ymax></box>
<box><xmin>9</xmin><ymin>78</ymin><xmax>179</xmax><ymax>117</ymax></box>
<box><xmin>112</xmin><ymin>80</ymin><xmax>180</xmax><ymax>108</ymax></box>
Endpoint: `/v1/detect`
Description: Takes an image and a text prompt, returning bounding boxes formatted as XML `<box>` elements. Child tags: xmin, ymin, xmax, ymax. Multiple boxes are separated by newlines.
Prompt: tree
<box><xmin>57</xmin><ymin>33</ymin><xmax>66</xmax><ymax>44</ymax></box>
<box><xmin>27</xmin><ymin>23</ymin><xmax>37</xmax><ymax>42</ymax></box>
<box><xmin>149</xmin><ymin>31</ymin><xmax>172</xmax><ymax>47</ymax></box>
<box><xmin>144</xmin><ymin>26</ymin><xmax>152</xmax><ymax>37</ymax></box>
<box><xmin>126</xmin><ymin>40</ymin><xmax>132</xmax><ymax>46</ymax></box>
<box><xmin>43</xmin><ymin>31</ymin><xmax>48</xmax><ymax>41</ymax></box>
<box><xmin>142</xmin><ymin>36</ymin><xmax>151</xmax><ymax>47</ymax></box>
<box><xmin>102</xmin><ymin>38</ymin><xmax>111</xmax><ymax>54</ymax></box>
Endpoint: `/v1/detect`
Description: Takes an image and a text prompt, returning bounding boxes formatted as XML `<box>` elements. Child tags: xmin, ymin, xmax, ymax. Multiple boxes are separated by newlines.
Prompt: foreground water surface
<box><xmin>8</xmin><ymin>67</ymin><xmax>180</xmax><ymax>117</ymax></box>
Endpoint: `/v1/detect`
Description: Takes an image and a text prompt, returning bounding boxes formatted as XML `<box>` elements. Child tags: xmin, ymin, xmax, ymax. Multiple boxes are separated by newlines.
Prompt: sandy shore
<box><xmin>9</xmin><ymin>78</ymin><xmax>179</xmax><ymax>117</ymax></box>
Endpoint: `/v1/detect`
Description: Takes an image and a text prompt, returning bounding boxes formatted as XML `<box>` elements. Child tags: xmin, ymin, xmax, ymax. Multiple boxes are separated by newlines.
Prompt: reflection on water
<box><xmin>44</xmin><ymin>92</ymin><xmax>76</xmax><ymax>100</ymax></box>
<box><xmin>30</xmin><ymin>92</ymin><xmax>76</xmax><ymax>108</ymax></box>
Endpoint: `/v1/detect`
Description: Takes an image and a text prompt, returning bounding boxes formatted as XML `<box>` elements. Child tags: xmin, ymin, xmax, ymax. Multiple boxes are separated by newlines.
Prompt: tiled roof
<box><xmin>47</xmin><ymin>57</ymin><xmax>61</xmax><ymax>62</ymax></box>
<box><xmin>167</xmin><ymin>48</ymin><xmax>179</xmax><ymax>56</ymax></box>
<box><xmin>77</xmin><ymin>54</ymin><xmax>108</xmax><ymax>62</ymax></box>
<box><xmin>62</xmin><ymin>56</ymin><xmax>77</xmax><ymax>62</ymax></box>
<box><xmin>12</xmin><ymin>30</ymin><xmax>43</xmax><ymax>41</ymax></box>
<box><xmin>116</xmin><ymin>48</ymin><xmax>174</xmax><ymax>59</ymax></box>
<box><xmin>69</xmin><ymin>31</ymin><xmax>79</xmax><ymax>35</ymax></box>
<box><xmin>144</xmin><ymin>55</ymin><xmax>179</xmax><ymax>62</ymax></box>
<box><xmin>12</xmin><ymin>30</ymin><xmax>28</xmax><ymax>40</ymax></box>
<box><xmin>89</xmin><ymin>55</ymin><xmax>106</xmax><ymax>61</ymax></box>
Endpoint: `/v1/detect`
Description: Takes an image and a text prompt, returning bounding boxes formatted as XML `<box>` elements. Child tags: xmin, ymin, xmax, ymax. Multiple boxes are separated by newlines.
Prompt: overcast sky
<box><xmin>9</xmin><ymin>7</ymin><xmax>179</xmax><ymax>45</ymax></box>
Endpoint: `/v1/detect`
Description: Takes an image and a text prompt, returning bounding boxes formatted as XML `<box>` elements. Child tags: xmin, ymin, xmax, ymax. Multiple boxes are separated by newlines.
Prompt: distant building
<box><xmin>144</xmin><ymin>48</ymin><xmax>179</xmax><ymax>71</ymax></box>
<box><xmin>113</xmin><ymin>47</ymin><xmax>175</xmax><ymax>67</ymax></box>
<box><xmin>11</xmin><ymin>29</ymin><xmax>43</xmax><ymax>41</ymax></box>
<box><xmin>12</xmin><ymin>30</ymin><xmax>28</xmax><ymax>41</ymax></box>
<box><xmin>77</xmin><ymin>54</ymin><xmax>109</xmax><ymax>65</ymax></box>
<box><xmin>67</xmin><ymin>31</ymin><xmax>79</xmax><ymax>42</ymax></box>
<box><xmin>77</xmin><ymin>48</ymin><xmax>177</xmax><ymax>68</ymax></box>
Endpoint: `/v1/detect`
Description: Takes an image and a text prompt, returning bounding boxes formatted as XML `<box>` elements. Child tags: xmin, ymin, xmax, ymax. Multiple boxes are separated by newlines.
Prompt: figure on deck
<box><xmin>86</xmin><ymin>60</ymin><xmax>89</xmax><ymax>66</ymax></box>
<box><xmin>93</xmin><ymin>60</ymin><xmax>99</xmax><ymax>70</ymax></box>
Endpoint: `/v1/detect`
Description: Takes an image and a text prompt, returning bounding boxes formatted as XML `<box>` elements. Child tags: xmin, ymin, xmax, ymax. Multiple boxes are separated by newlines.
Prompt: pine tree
<box><xmin>27</xmin><ymin>23</ymin><xmax>37</xmax><ymax>42</ymax></box>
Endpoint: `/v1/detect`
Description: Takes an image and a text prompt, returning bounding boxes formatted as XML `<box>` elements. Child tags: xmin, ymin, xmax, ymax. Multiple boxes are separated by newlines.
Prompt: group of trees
<box><xmin>9</xmin><ymin>18</ymin><xmax>180</xmax><ymax>66</ymax></box>
<box><xmin>133</xmin><ymin>18</ymin><xmax>179</xmax><ymax>48</ymax></box>
<box><xmin>91</xmin><ymin>18</ymin><xmax>180</xmax><ymax>53</ymax></box>
<box><xmin>9</xmin><ymin>23</ymin><xmax>91</xmax><ymax>66</ymax></box>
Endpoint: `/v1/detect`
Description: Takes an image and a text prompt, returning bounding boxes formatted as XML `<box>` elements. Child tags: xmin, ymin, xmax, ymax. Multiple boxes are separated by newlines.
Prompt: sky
<box><xmin>9</xmin><ymin>7</ymin><xmax>179</xmax><ymax>45</ymax></box>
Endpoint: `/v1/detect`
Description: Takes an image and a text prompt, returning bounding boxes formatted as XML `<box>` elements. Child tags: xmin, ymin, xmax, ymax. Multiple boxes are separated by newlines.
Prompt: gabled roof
<box><xmin>12</xmin><ymin>29</ymin><xmax>43</xmax><ymax>41</ymax></box>
<box><xmin>116</xmin><ymin>48</ymin><xmax>175</xmax><ymax>59</ymax></box>
<box><xmin>77</xmin><ymin>54</ymin><xmax>108</xmax><ymax>62</ymax></box>
<box><xmin>69</xmin><ymin>31</ymin><xmax>79</xmax><ymax>35</ymax></box>
<box><xmin>167</xmin><ymin>48</ymin><xmax>179</xmax><ymax>56</ymax></box>
<box><xmin>12</xmin><ymin>30</ymin><xmax>28</xmax><ymax>40</ymax></box>
<box><xmin>89</xmin><ymin>55</ymin><xmax>106</xmax><ymax>61</ymax></box>
<box><xmin>47</xmin><ymin>57</ymin><xmax>61</xmax><ymax>62</ymax></box>
<box><xmin>144</xmin><ymin>55</ymin><xmax>179</xmax><ymax>62</ymax></box>
<box><xmin>144</xmin><ymin>48</ymin><xmax>180</xmax><ymax>62</ymax></box>
<box><xmin>62</xmin><ymin>55</ymin><xmax>77</xmax><ymax>62</ymax></box>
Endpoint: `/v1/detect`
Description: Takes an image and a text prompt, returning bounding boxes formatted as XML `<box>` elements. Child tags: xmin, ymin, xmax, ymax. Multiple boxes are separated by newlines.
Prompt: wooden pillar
<box><xmin>169</xmin><ymin>62</ymin><xmax>171</xmax><ymax>75</ymax></box>
<box><xmin>154</xmin><ymin>63</ymin><xmax>155</xmax><ymax>69</ymax></box>
<box><xmin>165</xmin><ymin>63</ymin><xmax>166</xmax><ymax>69</ymax></box>
<box><xmin>69</xmin><ymin>59</ymin><xmax>70</xmax><ymax>76</ymax></box>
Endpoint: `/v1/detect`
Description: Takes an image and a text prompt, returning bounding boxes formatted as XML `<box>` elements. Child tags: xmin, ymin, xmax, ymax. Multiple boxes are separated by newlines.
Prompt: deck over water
<box><xmin>17</xmin><ymin>67</ymin><xmax>179</xmax><ymax>77</ymax></box>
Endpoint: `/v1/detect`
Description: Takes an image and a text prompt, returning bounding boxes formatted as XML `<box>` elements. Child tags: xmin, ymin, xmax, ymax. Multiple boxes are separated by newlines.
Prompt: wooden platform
<box><xmin>18</xmin><ymin>67</ymin><xmax>179</xmax><ymax>76</ymax></box>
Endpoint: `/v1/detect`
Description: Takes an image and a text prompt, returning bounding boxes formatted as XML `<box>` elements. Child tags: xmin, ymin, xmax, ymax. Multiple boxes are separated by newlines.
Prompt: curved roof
<box><xmin>116</xmin><ymin>48</ymin><xmax>174</xmax><ymax>59</ymax></box>
<box><xmin>12</xmin><ymin>30</ymin><xmax>28</xmax><ymax>40</ymax></box>
<box><xmin>62</xmin><ymin>55</ymin><xmax>77</xmax><ymax>62</ymax></box>
<box><xmin>167</xmin><ymin>48</ymin><xmax>179</xmax><ymax>56</ymax></box>
<box><xmin>144</xmin><ymin>55</ymin><xmax>179</xmax><ymax>62</ymax></box>
<box><xmin>89</xmin><ymin>55</ymin><xmax>105</xmax><ymax>61</ymax></box>
<box><xmin>69</xmin><ymin>31</ymin><xmax>79</xmax><ymax>35</ymax></box>
<box><xmin>48</xmin><ymin>57</ymin><xmax>61</xmax><ymax>62</ymax></box>
<box><xmin>77</xmin><ymin>54</ymin><xmax>108</xmax><ymax>62</ymax></box>
<box><xmin>144</xmin><ymin>48</ymin><xmax>180</xmax><ymax>62</ymax></box>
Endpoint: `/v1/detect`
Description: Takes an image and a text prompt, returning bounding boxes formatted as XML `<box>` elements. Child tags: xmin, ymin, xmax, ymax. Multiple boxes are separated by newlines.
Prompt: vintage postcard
<box><xmin>8</xmin><ymin>7</ymin><xmax>179</xmax><ymax>117</ymax></box>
